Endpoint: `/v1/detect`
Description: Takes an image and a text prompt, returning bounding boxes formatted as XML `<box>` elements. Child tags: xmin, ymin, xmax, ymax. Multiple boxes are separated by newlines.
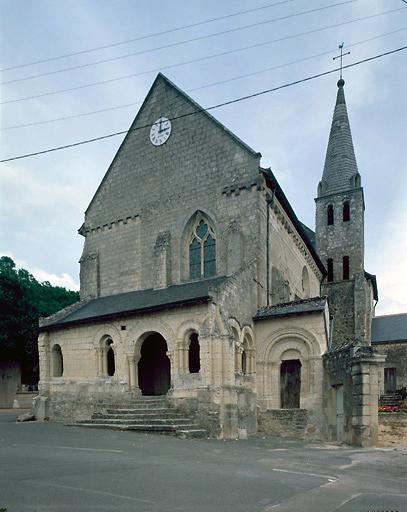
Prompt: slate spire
<box><xmin>318</xmin><ymin>79</ymin><xmax>360</xmax><ymax>197</ymax></box>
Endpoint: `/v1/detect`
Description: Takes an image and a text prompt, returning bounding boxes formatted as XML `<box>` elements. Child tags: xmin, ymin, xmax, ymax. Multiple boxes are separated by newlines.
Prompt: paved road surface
<box><xmin>0</xmin><ymin>410</ymin><xmax>406</xmax><ymax>511</ymax></box>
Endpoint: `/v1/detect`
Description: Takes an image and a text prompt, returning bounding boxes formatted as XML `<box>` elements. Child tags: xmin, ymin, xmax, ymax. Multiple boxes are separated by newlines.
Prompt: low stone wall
<box><xmin>257</xmin><ymin>409</ymin><xmax>322</xmax><ymax>440</ymax></box>
<box><xmin>13</xmin><ymin>391</ymin><xmax>37</xmax><ymax>409</ymax></box>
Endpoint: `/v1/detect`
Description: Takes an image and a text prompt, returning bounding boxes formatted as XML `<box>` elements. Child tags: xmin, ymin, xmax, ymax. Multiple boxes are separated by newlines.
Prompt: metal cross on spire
<box><xmin>333</xmin><ymin>43</ymin><xmax>350</xmax><ymax>80</ymax></box>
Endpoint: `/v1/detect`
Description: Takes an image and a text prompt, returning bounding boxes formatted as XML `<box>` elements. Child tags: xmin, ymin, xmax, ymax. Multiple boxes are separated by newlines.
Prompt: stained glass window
<box><xmin>188</xmin><ymin>217</ymin><xmax>216</xmax><ymax>279</ymax></box>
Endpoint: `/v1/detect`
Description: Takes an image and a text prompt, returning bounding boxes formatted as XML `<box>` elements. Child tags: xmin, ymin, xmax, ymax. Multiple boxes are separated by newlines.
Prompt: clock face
<box><xmin>150</xmin><ymin>117</ymin><xmax>172</xmax><ymax>146</ymax></box>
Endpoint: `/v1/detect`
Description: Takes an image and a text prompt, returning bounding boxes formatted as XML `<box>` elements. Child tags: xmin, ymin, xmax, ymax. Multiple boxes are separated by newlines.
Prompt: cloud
<box><xmin>1</xmin><ymin>251</ymin><xmax>79</xmax><ymax>291</ymax></box>
<box><xmin>372</xmin><ymin>211</ymin><xmax>407</xmax><ymax>315</ymax></box>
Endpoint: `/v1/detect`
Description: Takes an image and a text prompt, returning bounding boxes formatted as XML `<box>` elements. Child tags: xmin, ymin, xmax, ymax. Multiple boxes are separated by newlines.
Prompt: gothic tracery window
<box><xmin>189</xmin><ymin>218</ymin><xmax>216</xmax><ymax>279</ymax></box>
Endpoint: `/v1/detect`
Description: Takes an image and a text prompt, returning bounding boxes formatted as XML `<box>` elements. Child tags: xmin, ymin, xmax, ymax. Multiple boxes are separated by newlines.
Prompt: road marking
<box><xmin>11</xmin><ymin>443</ymin><xmax>123</xmax><ymax>453</ymax></box>
<box><xmin>31</xmin><ymin>481</ymin><xmax>155</xmax><ymax>504</ymax></box>
<box><xmin>272</xmin><ymin>468</ymin><xmax>337</xmax><ymax>480</ymax></box>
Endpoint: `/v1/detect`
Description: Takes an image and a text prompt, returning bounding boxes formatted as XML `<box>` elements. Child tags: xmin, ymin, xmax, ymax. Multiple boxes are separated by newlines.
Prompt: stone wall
<box><xmin>323</xmin><ymin>345</ymin><xmax>385</xmax><ymax>446</ymax></box>
<box><xmin>374</xmin><ymin>341</ymin><xmax>407</xmax><ymax>390</ymax></box>
<box><xmin>268</xmin><ymin>196</ymin><xmax>321</xmax><ymax>305</ymax></box>
<box><xmin>80</xmin><ymin>74</ymin><xmax>261</xmax><ymax>298</ymax></box>
<box><xmin>258</xmin><ymin>409</ymin><xmax>322</xmax><ymax>440</ymax></box>
<box><xmin>0</xmin><ymin>361</ymin><xmax>20</xmax><ymax>408</ymax></box>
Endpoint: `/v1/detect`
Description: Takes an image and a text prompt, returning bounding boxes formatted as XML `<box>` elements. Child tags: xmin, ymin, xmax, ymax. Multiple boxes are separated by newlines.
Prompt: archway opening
<box><xmin>188</xmin><ymin>333</ymin><xmax>200</xmax><ymax>373</ymax></box>
<box><xmin>138</xmin><ymin>333</ymin><xmax>170</xmax><ymax>396</ymax></box>
<box><xmin>280</xmin><ymin>359</ymin><xmax>301</xmax><ymax>408</ymax></box>
<box><xmin>52</xmin><ymin>344</ymin><xmax>63</xmax><ymax>377</ymax></box>
<box><xmin>107</xmin><ymin>343</ymin><xmax>115</xmax><ymax>376</ymax></box>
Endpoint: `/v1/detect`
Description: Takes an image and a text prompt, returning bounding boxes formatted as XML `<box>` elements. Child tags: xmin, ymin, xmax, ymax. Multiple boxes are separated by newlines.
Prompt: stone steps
<box><xmin>379</xmin><ymin>393</ymin><xmax>402</xmax><ymax>407</ymax></box>
<box><xmin>71</xmin><ymin>397</ymin><xmax>207</xmax><ymax>438</ymax></box>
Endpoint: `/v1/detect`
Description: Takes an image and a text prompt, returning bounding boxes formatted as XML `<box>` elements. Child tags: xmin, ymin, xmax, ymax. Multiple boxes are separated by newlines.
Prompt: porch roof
<box><xmin>39</xmin><ymin>276</ymin><xmax>227</xmax><ymax>331</ymax></box>
<box><xmin>254</xmin><ymin>296</ymin><xmax>327</xmax><ymax>321</ymax></box>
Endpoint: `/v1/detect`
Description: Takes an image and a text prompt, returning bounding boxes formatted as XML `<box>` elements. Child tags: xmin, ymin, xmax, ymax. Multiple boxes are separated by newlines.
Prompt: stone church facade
<box><xmin>35</xmin><ymin>73</ymin><xmax>384</xmax><ymax>445</ymax></box>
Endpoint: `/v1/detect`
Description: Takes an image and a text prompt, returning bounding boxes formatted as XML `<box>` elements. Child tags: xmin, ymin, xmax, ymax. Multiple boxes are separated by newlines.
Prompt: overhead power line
<box><xmin>0</xmin><ymin>0</ymin><xmax>295</xmax><ymax>72</ymax></box>
<box><xmin>2</xmin><ymin>26</ymin><xmax>406</xmax><ymax>131</ymax></box>
<box><xmin>1</xmin><ymin>1</ymin><xmax>356</xmax><ymax>85</ymax></box>
<box><xmin>1</xmin><ymin>46</ymin><xmax>406</xmax><ymax>164</ymax></box>
<box><xmin>1</xmin><ymin>6</ymin><xmax>403</xmax><ymax>106</ymax></box>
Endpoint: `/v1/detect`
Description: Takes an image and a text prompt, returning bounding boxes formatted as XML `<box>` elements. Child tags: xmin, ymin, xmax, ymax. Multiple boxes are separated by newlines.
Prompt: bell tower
<box><xmin>315</xmin><ymin>78</ymin><xmax>376</xmax><ymax>348</ymax></box>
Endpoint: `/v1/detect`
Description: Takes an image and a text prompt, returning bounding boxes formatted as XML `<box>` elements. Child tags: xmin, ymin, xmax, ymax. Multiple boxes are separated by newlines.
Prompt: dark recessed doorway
<box><xmin>280</xmin><ymin>359</ymin><xmax>302</xmax><ymax>409</ymax></box>
<box><xmin>138</xmin><ymin>333</ymin><xmax>171</xmax><ymax>396</ymax></box>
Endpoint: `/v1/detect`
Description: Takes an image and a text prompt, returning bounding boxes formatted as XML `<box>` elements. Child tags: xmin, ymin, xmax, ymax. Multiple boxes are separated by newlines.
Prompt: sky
<box><xmin>0</xmin><ymin>0</ymin><xmax>406</xmax><ymax>315</ymax></box>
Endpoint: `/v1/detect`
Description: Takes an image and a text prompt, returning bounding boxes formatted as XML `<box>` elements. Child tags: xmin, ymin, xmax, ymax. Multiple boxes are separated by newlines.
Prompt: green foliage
<box><xmin>0</xmin><ymin>256</ymin><xmax>79</xmax><ymax>382</ymax></box>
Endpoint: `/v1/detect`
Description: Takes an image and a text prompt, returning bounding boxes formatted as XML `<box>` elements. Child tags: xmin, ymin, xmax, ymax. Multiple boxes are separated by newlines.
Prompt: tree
<box><xmin>0</xmin><ymin>256</ymin><xmax>79</xmax><ymax>384</ymax></box>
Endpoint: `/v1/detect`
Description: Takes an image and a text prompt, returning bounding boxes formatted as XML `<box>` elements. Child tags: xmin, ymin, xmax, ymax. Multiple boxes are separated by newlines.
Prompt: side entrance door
<box><xmin>335</xmin><ymin>385</ymin><xmax>344</xmax><ymax>442</ymax></box>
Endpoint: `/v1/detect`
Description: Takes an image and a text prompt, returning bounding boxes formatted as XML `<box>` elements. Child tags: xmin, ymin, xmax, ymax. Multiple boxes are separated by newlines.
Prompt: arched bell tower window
<box><xmin>189</xmin><ymin>218</ymin><xmax>216</xmax><ymax>279</ymax></box>
<box><xmin>343</xmin><ymin>201</ymin><xmax>350</xmax><ymax>222</ymax></box>
<box><xmin>342</xmin><ymin>256</ymin><xmax>350</xmax><ymax>280</ymax></box>
<box><xmin>327</xmin><ymin>258</ymin><xmax>334</xmax><ymax>282</ymax></box>
<box><xmin>327</xmin><ymin>204</ymin><xmax>334</xmax><ymax>226</ymax></box>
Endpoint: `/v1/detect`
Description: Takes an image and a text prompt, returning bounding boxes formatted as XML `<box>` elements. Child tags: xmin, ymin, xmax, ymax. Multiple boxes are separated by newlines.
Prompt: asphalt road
<box><xmin>0</xmin><ymin>409</ymin><xmax>406</xmax><ymax>512</ymax></box>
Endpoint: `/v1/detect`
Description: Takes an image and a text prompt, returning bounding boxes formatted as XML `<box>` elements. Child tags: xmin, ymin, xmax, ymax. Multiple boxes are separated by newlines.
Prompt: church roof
<box><xmin>371</xmin><ymin>313</ymin><xmax>407</xmax><ymax>344</ymax></box>
<box><xmin>319</xmin><ymin>79</ymin><xmax>359</xmax><ymax>196</ymax></box>
<box><xmin>254</xmin><ymin>296</ymin><xmax>327</xmax><ymax>321</ymax></box>
<box><xmin>39</xmin><ymin>276</ymin><xmax>226</xmax><ymax>331</ymax></box>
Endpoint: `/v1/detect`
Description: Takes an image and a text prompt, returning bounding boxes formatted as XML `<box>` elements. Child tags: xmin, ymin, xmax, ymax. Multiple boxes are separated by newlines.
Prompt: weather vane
<box><xmin>333</xmin><ymin>43</ymin><xmax>350</xmax><ymax>80</ymax></box>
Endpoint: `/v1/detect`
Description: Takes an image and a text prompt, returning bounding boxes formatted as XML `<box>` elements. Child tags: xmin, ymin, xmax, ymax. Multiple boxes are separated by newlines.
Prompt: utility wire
<box><xmin>1</xmin><ymin>1</ymin><xmax>356</xmax><ymax>85</ymax></box>
<box><xmin>1</xmin><ymin>46</ymin><xmax>406</xmax><ymax>163</ymax></box>
<box><xmin>0</xmin><ymin>0</ymin><xmax>295</xmax><ymax>72</ymax></box>
<box><xmin>1</xmin><ymin>7</ymin><xmax>403</xmax><ymax>106</ymax></box>
<box><xmin>3</xmin><ymin>26</ymin><xmax>406</xmax><ymax>131</ymax></box>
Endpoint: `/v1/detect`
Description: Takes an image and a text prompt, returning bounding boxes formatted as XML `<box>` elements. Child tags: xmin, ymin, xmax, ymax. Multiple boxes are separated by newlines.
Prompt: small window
<box><xmin>327</xmin><ymin>258</ymin><xmax>334</xmax><ymax>282</ymax></box>
<box><xmin>343</xmin><ymin>201</ymin><xmax>350</xmax><ymax>222</ymax></box>
<box><xmin>343</xmin><ymin>256</ymin><xmax>350</xmax><ymax>280</ymax></box>
<box><xmin>52</xmin><ymin>344</ymin><xmax>63</xmax><ymax>377</ymax></box>
<box><xmin>327</xmin><ymin>204</ymin><xmax>334</xmax><ymax>226</ymax></box>
<box><xmin>188</xmin><ymin>333</ymin><xmax>200</xmax><ymax>373</ymax></box>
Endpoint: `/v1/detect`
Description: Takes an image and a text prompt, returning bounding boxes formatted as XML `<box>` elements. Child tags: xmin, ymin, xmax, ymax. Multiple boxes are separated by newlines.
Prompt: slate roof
<box><xmin>40</xmin><ymin>276</ymin><xmax>227</xmax><ymax>331</ymax></box>
<box><xmin>254</xmin><ymin>296</ymin><xmax>327</xmax><ymax>321</ymax></box>
<box><xmin>320</xmin><ymin>79</ymin><xmax>359</xmax><ymax>195</ymax></box>
<box><xmin>371</xmin><ymin>313</ymin><xmax>407</xmax><ymax>343</ymax></box>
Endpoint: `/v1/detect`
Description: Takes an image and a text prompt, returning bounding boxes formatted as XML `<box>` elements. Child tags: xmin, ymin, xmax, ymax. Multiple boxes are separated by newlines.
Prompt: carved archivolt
<box><xmin>125</xmin><ymin>318</ymin><xmax>175</xmax><ymax>357</ymax></box>
<box><xmin>259</xmin><ymin>327</ymin><xmax>322</xmax><ymax>362</ymax></box>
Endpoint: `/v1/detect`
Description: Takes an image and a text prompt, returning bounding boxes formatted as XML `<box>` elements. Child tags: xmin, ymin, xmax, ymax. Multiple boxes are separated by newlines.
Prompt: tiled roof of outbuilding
<box><xmin>39</xmin><ymin>276</ymin><xmax>227</xmax><ymax>331</ymax></box>
<box><xmin>254</xmin><ymin>296</ymin><xmax>327</xmax><ymax>321</ymax></box>
<box><xmin>371</xmin><ymin>313</ymin><xmax>407</xmax><ymax>343</ymax></box>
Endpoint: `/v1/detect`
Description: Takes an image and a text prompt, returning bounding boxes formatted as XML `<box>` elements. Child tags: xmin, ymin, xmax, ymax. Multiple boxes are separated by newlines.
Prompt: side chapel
<box><xmin>35</xmin><ymin>73</ymin><xmax>385</xmax><ymax>445</ymax></box>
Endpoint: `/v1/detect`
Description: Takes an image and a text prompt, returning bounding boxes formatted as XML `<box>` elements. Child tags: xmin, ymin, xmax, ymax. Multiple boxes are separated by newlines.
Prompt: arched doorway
<box><xmin>138</xmin><ymin>333</ymin><xmax>170</xmax><ymax>396</ymax></box>
<box><xmin>280</xmin><ymin>359</ymin><xmax>301</xmax><ymax>409</ymax></box>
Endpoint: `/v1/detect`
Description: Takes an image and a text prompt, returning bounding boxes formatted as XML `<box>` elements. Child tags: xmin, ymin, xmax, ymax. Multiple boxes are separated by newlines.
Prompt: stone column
<box><xmin>269</xmin><ymin>362</ymin><xmax>280</xmax><ymax>409</ymax></box>
<box><xmin>38</xmin><ymin>332</ymin><xmax>50</xmax><ymax>386</ymax></box>
<box><xmin>350</xmin><ymin>348</ymin><xmax>386</xmax><ymax>447</ymax></box>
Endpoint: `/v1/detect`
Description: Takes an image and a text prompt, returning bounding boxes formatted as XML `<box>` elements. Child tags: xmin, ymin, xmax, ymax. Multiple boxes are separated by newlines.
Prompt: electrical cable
<box><xmin>1</xmin><ymin>46</ymin><xmax>405</xmax><ymax>163</ymax></box>
<box><xmin>0</xmin><ymin>0</ymin><xmax>295</xmax><ymax>72</ymax></box>
<box><xmin>1</xmin><ymin>1</ymin><xmax>356</xmax><ymax>85</ymax></box>
<box><xmin>3</xmin><ymin>26</ymin><xmax>406</xmax><ymax>131</ymax></box>
<box><xmin>1</xmin><ymin>6</ymin><xmax>404</xmax><ymax>106</ymax></box>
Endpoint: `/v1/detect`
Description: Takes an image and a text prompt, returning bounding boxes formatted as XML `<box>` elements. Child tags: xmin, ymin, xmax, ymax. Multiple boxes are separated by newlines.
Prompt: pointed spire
<box><xmin>318</xmin><ymin>79</ymin><xmax>359</xmax><ymax>197</ymax></box>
